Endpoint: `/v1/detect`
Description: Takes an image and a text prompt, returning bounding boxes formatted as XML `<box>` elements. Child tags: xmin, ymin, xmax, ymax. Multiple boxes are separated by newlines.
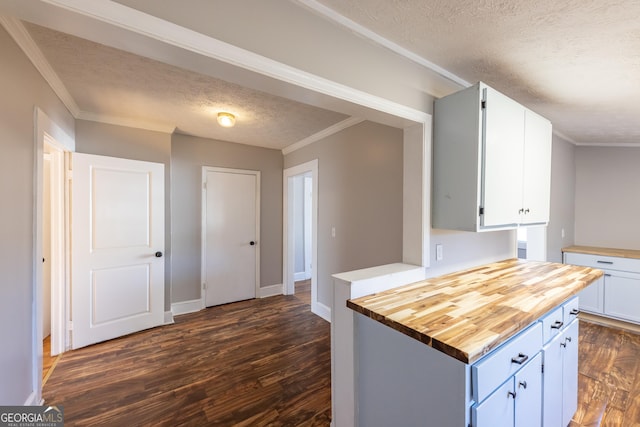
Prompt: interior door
<box><xmin>71</xmin><ymin>153</ymin><xmax>165</xmax><ymax>349</ymax></box>
<box><xmin>203</xmin><ymin>167</ymin><xmax>259</xmax><ymax>307</ymax></box>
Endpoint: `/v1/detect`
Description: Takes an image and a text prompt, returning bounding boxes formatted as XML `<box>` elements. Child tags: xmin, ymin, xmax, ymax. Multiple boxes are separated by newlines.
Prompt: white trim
<box><xmin>294</xmin><ymin>0</ymin><xmax>470</xmax><ymax>89</ymax></box>
<box><xmin>283</xmin><ymin>160</ymin><xmax>320</xmax><ymax>317</ymax></box>
<box><xmin>32</xmin><ymin>0</ymin><xmax>429</xmax><ymax>124</ymax></box>
<box><xmin>259</xmin><ymin>284</ymin><xmax>284</xmax><ymax>298</ymax></box>
<box><xmin>282</xmin><ymin>117</ymin><xmax>365</xmax><ymax>155</ymax></box>
<box><xmin>164</xmin><ymin>311</ymin><xmax>175</xmax><ymax>325</ymax></box>
<box><xmin>574</xmin><ymin>141</ymin><xmax>640</xmax><ymax>148</ymax></box>
<box><xmin>33</xmin><ymin>108</ymin><xmax>74</xmax><ymax>408</ymax></box>
<box><xmin>77</xmin><ymin>111</ymin><xmax>176</xmax><ymax>134</ymax></box>
<box><xmin>23</xmin><ymin>391</ymin><xmax>40</xmax><ymax>406</ymax></box>
<box><xmin>294</xmin><ymin>272</ymin><xmax>310</xmax><ymax>281</ymax></box>
<box><xmin>552</xmin><ymin>129</ymin><xmax>577</xmax><ymax>145</ymax></box>
<box><xmin>0</xmin><ymin>17</ymin><xmax>80</xmax><ymax>117</ymax></box>
<box><xmin>201</xmin><ymin>167</ymin><xmax>261</xmax><ymax>307</ymax></box>
<box><xmin>315</xmin><ymin>302</ymin><xmax>331</xmax><ymax>323</ymax></box>
<box><xmin>171</xmin><ymin>299</ymin><xmax>205</xmax><ymax>316</ymax></box>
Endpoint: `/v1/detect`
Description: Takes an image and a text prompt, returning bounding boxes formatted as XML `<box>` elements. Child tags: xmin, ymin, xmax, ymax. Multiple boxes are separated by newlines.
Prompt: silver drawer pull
<box><xmin>508</xmin><ymin>391</ymin><xmax>517</xmax><ymax>399</ymax></box>
<box><xmin>551</xmin><ymin>320</ymin><xmax>564</xmax><ymax>329</ymax></box>
<box><xmin>570</xmin><ymin>308</ymin><xmax>580</xmax><ymax>316</ymax></box>
<box><xmin>597</xmin><ymin>260</ymin><xmax>614</xmax><ymax>264</ymax></box>
<box><xmin>511</xmin><ymin>353</ymin><xmax>529</xmax><ymax>365</ymax></box>
<box><xmin>518</xmin><ymin>380</ymin><xmax>527</xmax><ymax>389</ymax></box>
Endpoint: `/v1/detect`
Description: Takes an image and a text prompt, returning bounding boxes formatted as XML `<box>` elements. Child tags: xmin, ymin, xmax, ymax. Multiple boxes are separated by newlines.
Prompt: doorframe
<box><xmin>33</xmin><ymin>108</ymin><xmax>74</xmax><ymax>405</ymax></box>
<box><xmin>283</xmin><ymin>160</ymin><xmax>321</xmax><ymax>318</ymax></box>
<box><xmin>201</xmin><ymin>166</ymin><xmax>261</xmax><ymax>306</ymax></box>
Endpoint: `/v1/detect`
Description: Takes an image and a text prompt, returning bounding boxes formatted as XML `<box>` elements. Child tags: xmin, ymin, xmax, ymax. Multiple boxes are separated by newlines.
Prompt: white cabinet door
<box><xmin>562</xmin><ymin>321</ymin><xmax>579</xmax><ymax>427</ymax></box>
<box><xmin>521</xmin><ymin>110</ymin><xmax>552</xmax><ymax>225</ymax></box>
<box><xmin>473</xmin><ymin>379</ymin><xmax>515</xmax><ymax>427</ymax></box>
<box><xmin>515</xmin><ymin>353</ymin><xmax>542</xmax><ymax>427</ymax></box>
<box><xmin>542</xmin><ymin>331</ymin><xmax>563</xmax><ymax>427</ymax></box>
<box><xmin>481</xmin><ymin>86</ymin><xmax>526</xmax><ymax>228</ymax></box>
<box><xmin>577</xmin><ymin>277</ymin><xmax>604</xmax><ymax>314</ymax></box>
<box><xmin>604</xmin><ymin>271</ymin><xmax>640</xmax><ymax>323</ymax></box>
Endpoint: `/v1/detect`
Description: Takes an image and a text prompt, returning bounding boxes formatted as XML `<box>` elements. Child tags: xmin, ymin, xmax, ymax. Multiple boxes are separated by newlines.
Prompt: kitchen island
<box><xmin>346</xmin><ymin>259</ymin><xmax>602</xmax><ymax>427</ymax></box>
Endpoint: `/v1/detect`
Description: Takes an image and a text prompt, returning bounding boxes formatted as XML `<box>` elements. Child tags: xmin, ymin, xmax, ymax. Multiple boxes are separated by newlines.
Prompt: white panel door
<box><xmin>71</xmin><ymin>153</ymin><xmax>164</xmax><ymax>349</ymax></box>
<box><xmin>203</xmin><ymin>168</ymin><xmax>259</xmax><ymax>307</ymax></box>
<box><xmin>481</xmin><ymin>87</ymin><xmax>525</xmax><ymax>228</ymax></box>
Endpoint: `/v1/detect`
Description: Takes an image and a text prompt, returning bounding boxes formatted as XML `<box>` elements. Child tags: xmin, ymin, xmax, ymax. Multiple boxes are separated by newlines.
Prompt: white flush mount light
<box><xmin>217</xmin><ymin>112</ymin><xmax>236</xmax><ymax>127</ymax></box>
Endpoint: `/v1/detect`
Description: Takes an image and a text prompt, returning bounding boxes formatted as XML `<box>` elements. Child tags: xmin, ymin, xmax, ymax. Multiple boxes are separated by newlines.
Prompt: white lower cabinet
<box><xmin>564</xmin><ymin>251</ymin><xmax>640</xmax><ymax>324</ymax></box>
<box><xmin>542</xmin><ymin>319</ymin><xmax>579</xmax><ymax>427</ymax></box>
<box><xmin>472</xmin><ymin>351</ymin><xmax>542</xmax><ymax>427</ymax></box>
<box><xmin>604</xmin><ymin>270</ymin><xmax>640</xmax><ymax>323</ymax></box>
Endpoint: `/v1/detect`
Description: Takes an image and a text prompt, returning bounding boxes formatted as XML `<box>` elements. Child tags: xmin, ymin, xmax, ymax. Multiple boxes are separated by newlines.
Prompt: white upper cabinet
<box><xmin>433</xmin><ymin>82</ymin><xmax>552</xmax><ymax>232</ymax></box>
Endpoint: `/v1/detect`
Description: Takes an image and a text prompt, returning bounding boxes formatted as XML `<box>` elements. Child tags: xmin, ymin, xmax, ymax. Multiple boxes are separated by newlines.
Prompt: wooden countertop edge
<box><xmin>563</xmin><ymin>245</ymin><xmax>640</xmax><ymax>260</ymax></box>
<box><xmin>347</xmin><ymin>261</ymin><xmax>603</xmax><ymax>365</ymax></box>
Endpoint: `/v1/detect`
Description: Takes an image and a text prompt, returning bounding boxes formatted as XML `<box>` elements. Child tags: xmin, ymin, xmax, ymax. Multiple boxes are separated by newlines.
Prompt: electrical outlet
<box><xmin>436</xmin><ymin>244</ymin><xmax>443</xmax><ymax>261</ymax></box>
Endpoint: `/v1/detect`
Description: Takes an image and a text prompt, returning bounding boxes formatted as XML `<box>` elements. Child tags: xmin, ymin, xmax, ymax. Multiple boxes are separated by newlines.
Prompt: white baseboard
<box><xmin>294</xmin><ymin>271</ymin><xmax>311</xmax><ymax>281</ymax></box>
<box><xmin>312</xmin><ymin>301</ymin><xmax>331</xmax><ymax>323</ymax></box>
<box><xmin>23</xmin><ymin>391</ymin><xmax>39</xmax><ymax>406</ymax></box>
<box><xmin>164</xmin><ymin>310</ymin><xmax>175</xmax><ymax>325</ymax></box>
<box><xmin>259</xmin><ymin>284</ymin><xmax>283</xmax><ymax>298</ymax></box>
<box><xmin>171</xmin><ymin>298</ymin><xmax>204</xmax><ymax>316</ymax></box>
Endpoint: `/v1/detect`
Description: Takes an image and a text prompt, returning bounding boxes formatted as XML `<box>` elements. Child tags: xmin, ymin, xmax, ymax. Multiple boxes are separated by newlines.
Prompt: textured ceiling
<box><xmin>24</xmin><ymin>22</ymin><xmax>349</xmax><ymax>149</ymax></box>
<box><xmin>314</xmin><ymin>0</ymin><xmax>640</xmax><ymax>145</ymax></box>
<box><xmin>10</xmin><ymin>0</ymin><xmax>640</xmax><ymax>147</ymax></box>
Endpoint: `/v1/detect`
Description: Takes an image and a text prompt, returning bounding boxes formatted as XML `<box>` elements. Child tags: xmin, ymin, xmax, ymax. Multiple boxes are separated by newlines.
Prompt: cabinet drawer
<box><xmin>563</xmin><ymin>297</ymin><xmax>580</xmax><ymax>326</ymax></box>
<box><xmin>541</xmin><ymin>306</ymin><xmax>564</xmax><ymax>344</ymax></box>
<box><xmin>472</xmin><ymin>322</ymin><xmax>542</xmax><ymax>403</ymax></box>
<box><xmin>564</xmin><ymin>252</ymin><xmax>640</xmax><ymax>273</ymax></box>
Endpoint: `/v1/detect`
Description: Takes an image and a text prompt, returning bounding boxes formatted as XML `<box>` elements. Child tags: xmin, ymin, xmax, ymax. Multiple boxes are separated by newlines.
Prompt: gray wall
<box><xmin>575</xmin><ymin>146</ymin><xmax>640</xmax><ymax>249</ymax></box>
<box><xmin>547</xmin><ymin>135</ymin><xmax>576</xmax><ymax>262</ymax></box>
<box><xmin>171</xmin><ymin>133</ymin><xmax>283</xmax><ymax>302</ymax></box>
<box><xmin>0</xmin><ymin>26</ymin><xmax>75</xmax><ymax>404</ymax></box>
<box><xmin>284</xmin><ymin>121</ymin><xmax>404</xmax><ymax>307</ymax></box>
<box><xmin>75</xmin><ymin>120</ymin><xmax>173</xmax><ymax>310</ymax></box>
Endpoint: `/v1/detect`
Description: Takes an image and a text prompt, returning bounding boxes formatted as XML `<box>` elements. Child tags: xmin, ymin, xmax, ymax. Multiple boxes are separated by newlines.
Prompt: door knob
<box><xmin>250</xmin><ymin>241</ymin><xmax>256</xmax><ymax>246</ymax></box>
<box><xmin>155</xmin><ymin>251</ymin><xmax>163</xmax><ymax>257</ymax></box>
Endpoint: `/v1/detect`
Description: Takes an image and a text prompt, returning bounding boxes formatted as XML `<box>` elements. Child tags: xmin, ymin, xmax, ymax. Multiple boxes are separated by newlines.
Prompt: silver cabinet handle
<box><xmin>519</xmin><ymin>381</ymin><xmax>527</xmax><ymax>389</ymax></box>
<box><xmin>551</xmin><ymin>320</ymin><xmax>564</xmax><ymax>329</ymax></box>
<box><xmin>597</xmin><ymin>260</ymin><xmax>614</xmax><ymax>265</ymax></box>
<box><xmin>511</xmin><ymin>353</ymin><xmax>529</xmax><ymax>365</ymax></box>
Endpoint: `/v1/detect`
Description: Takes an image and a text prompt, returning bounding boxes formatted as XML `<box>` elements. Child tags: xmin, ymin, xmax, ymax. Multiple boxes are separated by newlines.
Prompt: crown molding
<box><xmin>574</xmin><ymin>142</ymin><xmax>640</xmax><ymax>148</ymax></box>
<box><xmin>282</xmin><ymin>116</ymin><xmax>365</xmax><ymax>155</ymax></box>
<box><xmin>294</xmin><ymin>0</ymin><xmax>470</xmax><ymax>89</ymax></box>
<box><xmin>552</xmin><ymin>129</ymin><xmax>578</xmax><ymax>145</ymax></box>
<box><xmin>34</xmin><ymin>0</ymin><xmax>430</xmax><ymax>125</ymax></box>
<box><xmin>77</xmin><ymin>111</ymin><xmax>176</xmax><ymax>134</ymax></box>
<box><xmin>0</xmin><ymin>15</ymin><xmax>80</xmax><ymax>117</ymax></box>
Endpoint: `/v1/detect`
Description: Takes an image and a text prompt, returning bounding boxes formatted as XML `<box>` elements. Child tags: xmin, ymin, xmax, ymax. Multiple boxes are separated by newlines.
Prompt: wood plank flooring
<box><xmin>294</xmin><ymin>279</ymin><xmax>312</xmax><ymax>306</ymax></box>
<box><xmin>43</xmin><ymin>295</ymin><xmax>330</xmax><ymax>426</ymax></box>
<box><xmin>43</xmin><ymin>293</ymin><xmax>639</xmax><ymax>426</ymax></box>
<box><xmin>570</xmin><ymin>320</ymin><xmax>640</xmax><ymax>427</ymax></box>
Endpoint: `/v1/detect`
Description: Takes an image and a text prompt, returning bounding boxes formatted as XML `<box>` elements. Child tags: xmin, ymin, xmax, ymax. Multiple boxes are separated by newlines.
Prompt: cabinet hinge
<box><xmin>481</xmin><ymin>100</ymin><xmax>486</xmax><ymax>109</ymax></box>
<box><xmin>479</xmin><ymin>207</ymin><xmax>484</xmax><ymax>216</ymax></box>
<box><xmin>541</xmin><ymin>363</ymin><xmax>544</xmax><ymax>374</ymax></box>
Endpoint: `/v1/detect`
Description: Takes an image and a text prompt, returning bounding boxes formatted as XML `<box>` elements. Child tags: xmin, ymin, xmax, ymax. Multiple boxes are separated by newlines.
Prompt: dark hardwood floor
<box><xmin>571</xmin><ymin>320</ymin><xmax>640</xmax><ymax>427</ymax></box>
<box><xmin>43</xmin><ymin>291</ymin><xmax>639</xmax><ymax>426</ymax></box>
<box><xmin>43</xmin><ymin>295</ymin><xmax>330</xmax><ymax>426</ymax></box>
<box><xmin>294</xmin><ymin>279</ymin><xmax>311</xmax><ymax>306</ymax></box>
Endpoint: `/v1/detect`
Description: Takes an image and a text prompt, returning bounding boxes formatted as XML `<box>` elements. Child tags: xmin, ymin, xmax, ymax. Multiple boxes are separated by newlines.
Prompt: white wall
<box><xmin>575</xmin><ymin>146</ymin><xmax>640</xmax><ymax>250</ymax></box>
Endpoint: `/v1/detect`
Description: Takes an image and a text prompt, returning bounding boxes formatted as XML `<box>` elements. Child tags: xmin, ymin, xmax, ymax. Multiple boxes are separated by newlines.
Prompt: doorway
<box><xmin>283</xmin><ymin>160</ymin><xmax>324</xmax><ymax>320</ymax></box>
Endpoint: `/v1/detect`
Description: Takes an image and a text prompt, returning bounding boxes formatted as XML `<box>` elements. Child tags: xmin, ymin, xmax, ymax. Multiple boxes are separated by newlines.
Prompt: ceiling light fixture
<box><xmin>217</xmin><ymin>112</ymin><xmax>236</xmax><ymax>128</ymax></box>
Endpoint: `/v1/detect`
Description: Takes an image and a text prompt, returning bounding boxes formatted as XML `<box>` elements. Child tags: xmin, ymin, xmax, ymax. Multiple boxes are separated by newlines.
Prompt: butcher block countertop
<box><xmin>563</xmin><ymin>245</ymin><xmax>640</xmax><ymax>260</ymax></box>
<box><xmin>347</xmin><ymin>259</ymin><xmax>602</xmax><ymax>364</ymax></box>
